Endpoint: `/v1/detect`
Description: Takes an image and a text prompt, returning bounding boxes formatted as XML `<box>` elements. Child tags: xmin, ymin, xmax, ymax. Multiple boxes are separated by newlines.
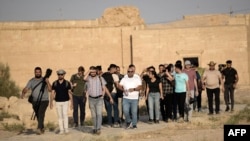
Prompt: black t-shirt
<box><xmin>222</xmin><ymin>67</ymin><xmax>238</xmax><ymax>85</ymax></box>
<box><xmin>147</xmin><ymin>78</ymin><xmax>161</xmax><ymax>93</ymax></box>
<box><xmin>52</xmin><ymin>80</ymin><xmax>71</xmax><ymax>102</ymax></box>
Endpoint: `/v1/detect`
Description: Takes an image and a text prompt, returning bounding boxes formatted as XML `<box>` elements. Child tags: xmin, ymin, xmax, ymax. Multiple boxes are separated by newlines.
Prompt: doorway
<box><xmin>183</xmin><ymin>57</ymin><xmax>199</xmax><ymax>67</ymax></box>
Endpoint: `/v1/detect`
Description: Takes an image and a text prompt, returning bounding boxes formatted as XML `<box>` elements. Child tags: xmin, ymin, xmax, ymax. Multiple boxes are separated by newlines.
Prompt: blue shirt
<box><xmin>174</xmin><ymin>73</ymin><xmax>188</xmax><ymax>93</ymax></box>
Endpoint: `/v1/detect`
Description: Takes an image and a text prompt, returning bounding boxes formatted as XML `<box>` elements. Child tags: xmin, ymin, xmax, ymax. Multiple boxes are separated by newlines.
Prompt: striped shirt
<box><xmin>86</xmin><ymin>76</ymin><xmax>106</xmax><ymax>97</ymax></box>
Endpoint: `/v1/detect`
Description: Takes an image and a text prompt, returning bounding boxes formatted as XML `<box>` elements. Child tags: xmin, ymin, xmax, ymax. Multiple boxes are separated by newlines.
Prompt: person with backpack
<box><xmin>102</xmin><ymin>64</ymin><xmax>120</xmax><ymax>128</ymax></box>
<box><xmin>50</xmin><ymin>69</ymin><xmax>72</xmax><ymax>135</ymax></box>
<box><xmin>70</xmin><ymin>66</ymin><xmax>87</xmax><ymax>127</ymax></box>
<box><xmin>21</xmin><ymin>67</ymin><xmax>52</xmax><ymax>135</ymax></box>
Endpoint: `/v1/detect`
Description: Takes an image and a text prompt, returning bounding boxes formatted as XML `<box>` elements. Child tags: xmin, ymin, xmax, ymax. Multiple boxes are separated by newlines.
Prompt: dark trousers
<box><xmin>193</xmin><ymin>90</ymin><xmax>202</xmax><ymax>110</ymax></box>
<box><xmin>173</xmin><ymin>92</ymin><xmax>186</xmax><ymax>119</ymax></box>
<box><xmin>160</xmin><ymin>96</ymin><xmax>167</xmax><ymax>120</ymax></box>
<box><xmin>206</xmin><ymin>88</ymin><xmax>220</xmax><ymax>113</ymax></box>
<box><xmin>224</xmin><ymin>84</ymin><xmax>235</xmax><ymax>110</ymax></box>
<box><xmin>165</xmin><ymin>94</ymin><xmax>174</xmax><ymax>120</ymax></box>
<box><xmin>73</xmin><ymin>95</ymin><xmax>86</xmax><ymax>124</ymax></box>
<box><xmin>104</xmin><ymin>93</ymin><xmax>119</xmax><ymax>125</ymax></box>
<box><xmin>32</xmin><ymin>101</ymin><xmax>49</xmax><ymax>129</ymax></box>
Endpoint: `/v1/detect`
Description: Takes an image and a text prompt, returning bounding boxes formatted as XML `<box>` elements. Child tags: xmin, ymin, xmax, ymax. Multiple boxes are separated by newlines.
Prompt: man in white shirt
<box><xmin>118</xmin><ymin>65</ymin><xmax>142</xmax><ymax>129</ymax></box>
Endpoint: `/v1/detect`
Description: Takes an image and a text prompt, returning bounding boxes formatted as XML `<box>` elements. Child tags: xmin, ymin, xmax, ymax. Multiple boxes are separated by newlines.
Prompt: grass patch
<box><xmin>2</xmin><ymin>123</ymin><xmax>25</xmax><ymax>132</ymax></box>
<box><xmin>225</xmin><ymin>107</ymin><xmax>250</xmax><ymax>124</ymax></box>
<box><xmin>0</xmin><ymin>111</ymin><xmax>19</xmax><ymax>121</ymax></box>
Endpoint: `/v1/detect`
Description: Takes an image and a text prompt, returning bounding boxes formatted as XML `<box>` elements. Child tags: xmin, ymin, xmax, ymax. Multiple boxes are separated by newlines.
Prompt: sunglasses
<box><xmin>57</xmin><ymin>74</ymin><xmax>64</xmax><ymax>76</ymax></box>
<box><xmin>127</xmin><ymin>71</ymin><xmax>134</xmax><ymax>73</ymax></box>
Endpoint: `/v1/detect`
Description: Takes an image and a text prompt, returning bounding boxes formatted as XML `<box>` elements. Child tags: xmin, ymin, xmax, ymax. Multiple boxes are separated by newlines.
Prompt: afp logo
<box><xmin>224</xmin><ymin>125</ymin><xmax>250</xmax><ymax>141</ymax></box>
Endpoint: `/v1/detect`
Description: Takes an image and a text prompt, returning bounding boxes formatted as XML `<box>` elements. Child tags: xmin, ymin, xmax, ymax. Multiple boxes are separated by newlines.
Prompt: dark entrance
<box><xmin>183</xmin><ymin>57</ymin><xmax>199</xmax><ymax>67</ymax></box>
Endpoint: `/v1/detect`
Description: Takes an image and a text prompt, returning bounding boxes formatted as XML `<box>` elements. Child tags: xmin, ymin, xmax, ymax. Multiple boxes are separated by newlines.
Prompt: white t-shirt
<box><xmin>120</xmin><ymin>75</ymin><xmax>142</xmax><ymax>100</ymax></box>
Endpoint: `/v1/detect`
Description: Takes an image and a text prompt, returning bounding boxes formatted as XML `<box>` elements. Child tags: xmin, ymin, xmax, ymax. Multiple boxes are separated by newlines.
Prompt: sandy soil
<box><xmin>0</xmin><ymin>88</ymin><xmax>249</xmax><ymax>141</ymax></box>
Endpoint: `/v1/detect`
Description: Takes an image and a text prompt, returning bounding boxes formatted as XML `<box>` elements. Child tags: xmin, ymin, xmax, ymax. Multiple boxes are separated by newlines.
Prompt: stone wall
<box><xmin>0</xmin><ymin>9</ymin><xmax>250</xmax><ymax>89</ymax></box>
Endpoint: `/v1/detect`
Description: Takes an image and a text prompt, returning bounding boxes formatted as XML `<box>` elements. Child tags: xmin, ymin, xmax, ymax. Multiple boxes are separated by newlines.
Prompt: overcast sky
<box><xmin>0</xmin><ymin>0</ymin><xmax>250</xmax><ymax>24</ymax></box>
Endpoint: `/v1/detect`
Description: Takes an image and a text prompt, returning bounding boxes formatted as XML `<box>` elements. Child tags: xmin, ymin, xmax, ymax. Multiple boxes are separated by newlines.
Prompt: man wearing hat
<box><xmin>221</xmin><ymin>60</ymin><xmax>239</xmax><ymax>112</ymax></box>
<box><xmin>50</xmin><ymin>69</ymin><xmax>72</xmax><ymax>134</ymax></box>
<box><xmin>202</xmin><ymin>61</ymin><xmax>223</xmax><ymax>115</ymax></box>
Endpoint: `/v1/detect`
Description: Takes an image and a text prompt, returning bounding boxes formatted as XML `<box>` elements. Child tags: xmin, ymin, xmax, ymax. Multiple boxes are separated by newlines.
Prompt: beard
<box><xmin>35</xmin><ymin>75</ymin><xmax>42</xmax><ymax>78</ymax></box>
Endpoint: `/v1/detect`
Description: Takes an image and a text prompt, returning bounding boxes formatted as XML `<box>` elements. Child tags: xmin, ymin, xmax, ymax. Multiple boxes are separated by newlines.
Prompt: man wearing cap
<box><xmin>50</xmin><ymin>69</ymin><xmax>73</xmax><ymax>134</ymax></box>
<box><xmin>183</xmin><ymin>60</ymin><xmax>198</xmax><ymax>121</ymax></box>
<box><xmin>202</xmin><ymin>61</ymin><xmax>223</xmax><ymax>115</ymax></box>
<box><xmin>70</xmin><ymin>66</ymin><xmax>87</xmax><ymax>127</ymax></box>
<box><xmin>221</xmin><ymin>60</ymin><xmax>239</xmax><ymax>112</ymax></box>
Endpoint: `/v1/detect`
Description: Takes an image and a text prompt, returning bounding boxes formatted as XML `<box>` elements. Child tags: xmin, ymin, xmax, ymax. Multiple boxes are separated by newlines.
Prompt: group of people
<box><xmin>20</xmin><ymin>59</ymin><xmax>238</xmax><ymax>135</ymax></box>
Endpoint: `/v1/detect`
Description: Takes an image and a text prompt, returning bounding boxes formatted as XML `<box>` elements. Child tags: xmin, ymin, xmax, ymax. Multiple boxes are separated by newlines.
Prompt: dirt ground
<box><xmin>0</xmin><ymin>87</ymin><xmax>249</xmax><ymax>141</ymax></box>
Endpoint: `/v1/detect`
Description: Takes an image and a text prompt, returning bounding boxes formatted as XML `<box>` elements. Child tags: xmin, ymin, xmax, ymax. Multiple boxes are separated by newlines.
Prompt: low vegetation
<box><xmin>0</xmin><ymin>63</ymin><xmax>20</xmax><ymax>98</ymax></box>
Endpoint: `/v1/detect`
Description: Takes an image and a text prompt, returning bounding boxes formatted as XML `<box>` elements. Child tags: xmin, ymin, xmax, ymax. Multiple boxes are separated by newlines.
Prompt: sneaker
<box><xmin>36</xmin><ymin>129</ymin><xmax>42</xmax><ymax>135</ymax></box>
<box><xmin>96</xmin><ymin>129</ymin><xmax>101</xmax><ymax>135</ymax></box>
<box><xmin>177</xmin><ymin>118</ymin><xmax>184</xmax><ymax>123</ymax></box>
<box><xmin>148</xmin><ymin>119</ymin><xmax>153</xmax><ymax>124</ymax></box>
<box><xmin>41</xmin><ymin>129</ymin><xmax>45</xmax><ymax>134</ymax></box>
<box><xmin>92</xmin><ymin>129</ymin><xmax>97</xmax><ymax>134</ymax></box>
<box><xmin>132</xmin><ymin>125</ymin><xmax>137</xmax><ymax>129</ymax></box>
<box><xmin>155</xmin><ymin>120</ymin><xmax>159</xmax><ymax>124</ymax></box>
<box><xmin>73</xmin><ymin>123</ymin><xmax>78</xmax><ymax>128</ymax></box>
<box><xmin>80</xmin><ymin>122</ymin><xmax>84</xmax><ymax>126</ymax></box>
<box><xmin>65</xmin><ymin>130</ymin><xmax>69</xmax><ymax>135</ymax></box>
<box><xmin>225</xmin><ymin>106</ymin><xmax>230</xmax><ymax>112</ymax></box>
<box><xmin>58</xmin><ymin>131</ymin><xmax>64</xmax><ymax>135</ymax></box>
<box><xmin>113</xmin><ymin>122</ymin><xmax>120</xmax><ymax>128</ymax></box>
<box><xmin>126</xmin><ymin>122</ymin><xmax>132</xmax><ymax>129</ymax></box>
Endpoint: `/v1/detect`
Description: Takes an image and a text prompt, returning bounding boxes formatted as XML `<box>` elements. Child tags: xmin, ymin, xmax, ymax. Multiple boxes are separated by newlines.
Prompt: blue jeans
<box><xmin>104</xmin><ymin>93</ymin><xmax>119</xmax><ymax>125</ymax></box>
<box><xmin>123</xmin><ymin>98</ymin><xmax>138</xmax><ymax>126</ymax></box>
<box><xmin>148</xmin><ymin>92</ymin><xmax>160</xmax><ymax>120</ymax></box>
<box><xmin>89</xmin><ymin>97</ymin><xmax>103</xmax><ymax>130</ymax></box>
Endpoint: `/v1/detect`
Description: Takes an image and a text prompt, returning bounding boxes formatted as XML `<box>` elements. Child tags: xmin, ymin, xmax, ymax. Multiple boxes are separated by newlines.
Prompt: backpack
<box><xmin>102</xmin><ymin>72</ymin><xmax>114</xmax><ymax>93</ymax></box>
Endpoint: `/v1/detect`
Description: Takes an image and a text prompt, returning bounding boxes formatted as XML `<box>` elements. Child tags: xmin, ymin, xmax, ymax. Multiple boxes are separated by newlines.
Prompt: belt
<box><xmin>89</xmin><ymin>95</ymin><xmax>102</xmax><ymax>99</ymax></box>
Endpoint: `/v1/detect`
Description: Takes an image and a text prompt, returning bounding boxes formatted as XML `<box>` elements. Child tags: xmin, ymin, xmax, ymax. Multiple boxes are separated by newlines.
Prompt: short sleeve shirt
<box><xmin>174</xmin><ymin>73</ymin><xmax>188</xmax><ymax>93</ymax></box>
<box><xmin>222</xmin><ymin>67</ymin><xmax>238</xmax><ymax>85</ymax></box>
<box><xmin>120</xmin><ymin>75</ymin><xmax>142</xmax><ymax>100</ymax></box>
<box><xmin>26</xmin><ymin>77</ymin><xmax>49</xmax><ymax>101</ymax></box>
<box><xmin>86</xmin><ymin>76</ymin><xmax>106</xmax><ymax>97</ymax></box>
<box><xmin>52</xmin><ymin>80</ymin><xmax>72</xmax><ymax>102</ymax></box>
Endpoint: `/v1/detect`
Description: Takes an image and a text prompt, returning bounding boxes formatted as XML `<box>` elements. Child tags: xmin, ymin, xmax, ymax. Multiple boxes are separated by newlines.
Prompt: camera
<box><xmin>44</xmin><ymin>68</ymin><xmax>52</xmax><ymax>79</ymax></box>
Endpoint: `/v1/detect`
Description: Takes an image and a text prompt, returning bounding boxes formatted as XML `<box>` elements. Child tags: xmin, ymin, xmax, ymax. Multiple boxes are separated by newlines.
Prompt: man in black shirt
<box><xmin>50</xmin><ymin>69</ymin><xmax>72</xmax><ymax>134</ymax></box>
<box><xmin>222</xmin><ymin>60</ymin><xmax>239</xmax><ymax>112</ymax></box>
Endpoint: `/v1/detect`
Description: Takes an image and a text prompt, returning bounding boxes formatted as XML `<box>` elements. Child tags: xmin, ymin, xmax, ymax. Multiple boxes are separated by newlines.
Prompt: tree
<box><xmin>0</xmin><ymin>63</ymin><xmax>20</xmax><ymax>98</ymax></box>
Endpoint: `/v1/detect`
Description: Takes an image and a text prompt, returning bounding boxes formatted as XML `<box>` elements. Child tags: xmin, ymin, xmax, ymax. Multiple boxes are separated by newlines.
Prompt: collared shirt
<box><xmin>86</xmin><ymin>75</ymin><xmax>106</xmax><ymax>97</ymax></box>
<box><xmin>222</xmin><ymin>67</ymin><xmax>238</xmax><ymax>85</ymax></box>
<box><xmin>161</xmin><ymin>75</ymin><xmax>174</xmax><ymax>96</ymax></box>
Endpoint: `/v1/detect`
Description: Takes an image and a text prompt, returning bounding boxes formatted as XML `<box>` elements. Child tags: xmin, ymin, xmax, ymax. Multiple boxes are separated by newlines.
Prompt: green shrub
<box><xmin>0</xmin><ymin>111</ymin><xmax>19</xmax><ymax>121</ymax></box>
<box><xmin>2</xmin><ymin>123</ymin><xmax>25</xmax><ymax>132</ymax></box>
<box><xmin>0</xmin><ymin>63</ymin><xmax>20</xmax><ymax>98</ymax></box>
<box><xmin>226</xmin><ymin>107</ymin><xmax>250</xmax><ymax>124</ymax></box>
